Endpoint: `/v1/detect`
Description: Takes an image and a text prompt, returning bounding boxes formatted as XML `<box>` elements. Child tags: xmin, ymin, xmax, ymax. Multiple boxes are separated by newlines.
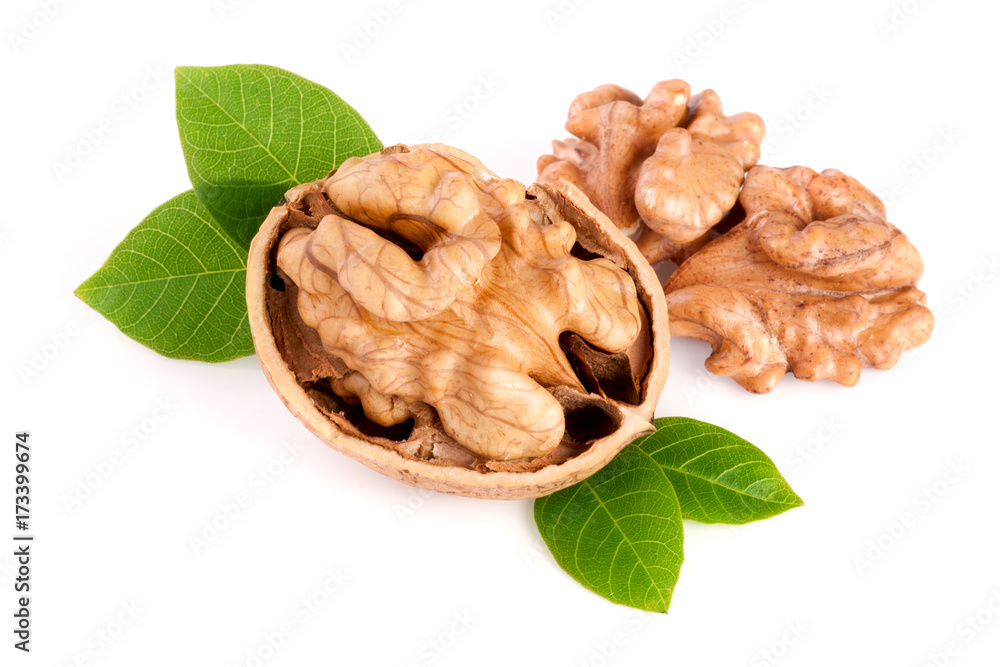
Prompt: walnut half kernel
<box><xmin>246</xmin><ymin>144</ymin><xmax>669</xmax><ymax>499</ymax></box>
<box><xmin>664</xmin><ymin>165</ymin><xmax>934</xmax><ymax>393</ymax></box>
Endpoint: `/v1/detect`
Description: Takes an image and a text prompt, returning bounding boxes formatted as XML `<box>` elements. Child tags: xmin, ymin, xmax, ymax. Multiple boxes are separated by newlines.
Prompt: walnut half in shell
<box><xmin>247</xmin><ymin>144</ymin><xmax>669</xmax><ymax>499</ymax></box>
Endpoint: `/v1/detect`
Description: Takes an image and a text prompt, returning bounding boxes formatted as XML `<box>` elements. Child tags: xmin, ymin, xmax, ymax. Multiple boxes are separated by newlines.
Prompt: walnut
<box><xmin>247</xmin><ymin>144</ymin><xmax>669</xmax><ymax>499</ymax></box>
<box><xmin>537</xmin><ymin>80</ymin><xmax>765</xmax><ymax>263</ymax></box>
<box><xmin>663</xmin><ymin>165</ymin><xmax>934</xmax><ymax>393</ymax></box>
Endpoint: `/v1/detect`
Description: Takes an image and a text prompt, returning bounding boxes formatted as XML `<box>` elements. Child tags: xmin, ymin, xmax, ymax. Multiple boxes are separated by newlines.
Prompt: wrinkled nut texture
<box><xmin>248</xmin><ymin>144</ymin><xmax>669</xmax><ymax>498</ymax></box>
<box><xmin>538</xmin><ymin>80</ymin><xmax>765</xmax><ymax>263</ymax></box>
<box><xmin>664</xmin><ymin>165</ymin><xmax>934</xmax><ymax>393</ymax></box>
<box><xmin>278</xmin><ymin>146</ymin><xmax>641</xmax><ymax>460</ymax></box>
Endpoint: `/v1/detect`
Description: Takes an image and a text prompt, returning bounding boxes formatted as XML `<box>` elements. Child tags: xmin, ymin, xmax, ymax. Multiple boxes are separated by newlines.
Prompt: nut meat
<box><xmin>247</xmin><ymin>144</ymin><xmax>669</xmax><ymax>498</ymax></box>
<box><xmin>538</xmin><ymin>80</ymin><xmax>765</xmax><ymax>263</ymax></box>
<box><xmin>664</xmin><ymin>165</ymin><xmax>934</xmax><ymax>393</ymax></box>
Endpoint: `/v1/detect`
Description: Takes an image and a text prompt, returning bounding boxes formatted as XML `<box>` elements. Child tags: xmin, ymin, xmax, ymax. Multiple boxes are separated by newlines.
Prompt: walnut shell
<box><xmin>247</xmin><ymin>145</ymin><xmax>669</xmax><ymax>499</ymax></box>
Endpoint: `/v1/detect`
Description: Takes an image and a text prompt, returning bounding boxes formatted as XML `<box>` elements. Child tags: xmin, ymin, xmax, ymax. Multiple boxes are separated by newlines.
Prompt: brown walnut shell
<box><xmin>246</xmin><ymin>145</ymin><xmax>669</xmax><ymax>500</ymax></box>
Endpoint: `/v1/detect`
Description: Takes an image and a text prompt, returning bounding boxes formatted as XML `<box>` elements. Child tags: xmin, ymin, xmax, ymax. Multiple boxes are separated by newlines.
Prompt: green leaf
<box><xmin>75</xmin><ymin>191</ymin><xmax>253</xmax><ymax>362</ymax></box>
<box><xmin>635</xmin><ymin>417</ymin><xmax>803</xmax><ymax>524</ymax></box>
<box><xmin>534</xmin><ymin>446</ymin><xmax>684</xmax><ymax>612</ymax></box>
<box><xmin>175</xmin><ymin>64</ymin><xmax>382</xmax><ymax>248</ymax></box>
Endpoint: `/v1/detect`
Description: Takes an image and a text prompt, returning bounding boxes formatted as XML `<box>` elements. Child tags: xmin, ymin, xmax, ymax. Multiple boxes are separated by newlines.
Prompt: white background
<box><xmin>3</xmin><ymin>0</ymin><xmax>999</xmax><ymax>665</ymax></box>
